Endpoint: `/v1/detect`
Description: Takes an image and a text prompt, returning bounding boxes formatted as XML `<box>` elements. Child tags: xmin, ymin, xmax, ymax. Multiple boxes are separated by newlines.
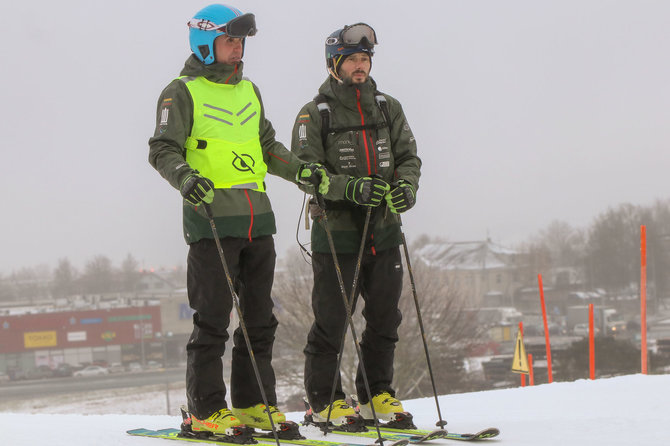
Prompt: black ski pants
<box><xmin>304</xmin><ymin>247</ymin><xmax>403</xmax><ymax>412</ymax></box>
<box><xmin>185</xmin><ymin>236</ymin><xmax>278</xmax><ymax>420</ymax></box>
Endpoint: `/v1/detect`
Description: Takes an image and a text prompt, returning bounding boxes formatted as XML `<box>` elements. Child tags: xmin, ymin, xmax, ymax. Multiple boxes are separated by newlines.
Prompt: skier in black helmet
<box><xmin>290</xmin><ymin>23</ymin><xmax>421</xmax><ymax>426</ymax></box>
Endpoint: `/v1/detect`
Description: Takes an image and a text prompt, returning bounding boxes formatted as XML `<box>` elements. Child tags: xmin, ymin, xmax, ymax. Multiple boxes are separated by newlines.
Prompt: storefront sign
<box><xmin>24</xmin><ymin>331</ymin><xmax>57</xmax><ymax>348</ymax></box>
<box><xmin>67</xmin><ymin>331</ymin><xmax>87</xmax><ymax>342</ymax></box>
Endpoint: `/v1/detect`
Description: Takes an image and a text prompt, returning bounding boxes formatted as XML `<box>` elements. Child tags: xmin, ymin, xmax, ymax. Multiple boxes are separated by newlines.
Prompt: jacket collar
<box><xmin>318</xmin><ymin>76</ymin><xmax>378</xmax><ymax>113</ymax></box>
<box><xmin>180</xmin><ymin>54</ymin><xmax>244</xmax><ymax>84</ymax></box>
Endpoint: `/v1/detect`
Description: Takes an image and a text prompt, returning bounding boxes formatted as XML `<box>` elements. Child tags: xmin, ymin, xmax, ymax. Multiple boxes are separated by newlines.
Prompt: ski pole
<box><xmin>313</xmin><ymin>193</ymin><xmax>386</xmax><ymax>445</ymax></box>
<box><xmin>324</xmin><ymin>205</ymin><xmax>371</xmax><ymax>427</ymax></box>
<box><xmin>397</xmin><ymin>215</ymin><xmax>447</xmax><ymax>429</ymax></box>
<box><xmin>202</xmin><ymin>204</ymin><xmax>281</xmax><ymax>446</ymax></box>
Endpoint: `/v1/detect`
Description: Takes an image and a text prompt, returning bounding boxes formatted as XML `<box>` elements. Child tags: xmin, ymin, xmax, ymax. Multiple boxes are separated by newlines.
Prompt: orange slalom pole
<box><xmin>528</xmin><ymin>353</ymin><xmax>534</xmax><ymax>386</ymax></box>
<box><xmin>641</xmin><ymin>225</ymin><xmax>648</xmax><ymax>374</ymax></box>
<box><xmin>519</xmin><ymin>322</ymin><xmax>525</xmax><ymax>387</ymax></box>
<box><xmin>589</xmin><ymin>304</ymin><xmax>595</xmax><ymax>380</ymax></box>
<box><xmin>537</xmin><ymin>274</ymin><xmax>554</xmax><ymax>383</ymax></box>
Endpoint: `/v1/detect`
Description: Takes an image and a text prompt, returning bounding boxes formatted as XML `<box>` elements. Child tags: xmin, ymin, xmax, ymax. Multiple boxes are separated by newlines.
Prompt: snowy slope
<box><xmin>2</xmin><ymin>374</ymin><xmax>668</xmax><ymax>446</ymax></box>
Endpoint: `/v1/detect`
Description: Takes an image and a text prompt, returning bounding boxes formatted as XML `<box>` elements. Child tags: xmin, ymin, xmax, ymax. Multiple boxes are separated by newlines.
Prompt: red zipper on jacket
<box><xmin>244</xmin><ymin>190</ymin><xmax>254</xmax><ymax>242</ymax></box>
<box><xmin>224</xmin><ymin>64</ymin><xmax>238</xmax><ymax>84</ymax></box>
<box><xmin>357</xmin><ymin>89</ymin><xmax>377</xmax><ymax>255</ymax></box>
<box><xmin>369</xmin><ymin>134</ymin><xmax>378</xmax><ymax>171</ymax></box>
<box><xmin>356</xmin><ymin>89</ymin><xmax>375</xmax><ymax>175</ymax></box>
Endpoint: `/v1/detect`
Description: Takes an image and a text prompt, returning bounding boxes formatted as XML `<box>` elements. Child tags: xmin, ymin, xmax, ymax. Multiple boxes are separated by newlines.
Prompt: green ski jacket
<box><xmin>291</xmin><ymin>77</ymin><xmax>421</xmax><ymax>254</ymax></box>
<box><xmin>150</xmin><ymin>55</ymin><xmax>304</xmax><ymax>243</ymax></box>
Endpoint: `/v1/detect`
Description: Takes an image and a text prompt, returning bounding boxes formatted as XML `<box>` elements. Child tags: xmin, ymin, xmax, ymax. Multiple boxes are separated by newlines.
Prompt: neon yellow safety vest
<box><xmin>180</xmin><ymin>76</ymin><xmax>267</xmax><ymax>192</ymax></box>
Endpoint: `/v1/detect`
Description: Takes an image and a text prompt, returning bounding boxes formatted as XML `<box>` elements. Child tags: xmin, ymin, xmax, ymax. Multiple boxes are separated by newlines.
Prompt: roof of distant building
<box><xmin>416</xmin><ymin>239</ymin><xmax>519</xmax><ymax>271</ymax></box>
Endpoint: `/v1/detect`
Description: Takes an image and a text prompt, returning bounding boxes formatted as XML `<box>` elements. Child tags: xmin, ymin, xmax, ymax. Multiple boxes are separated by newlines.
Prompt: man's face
<box><xmin>214</xmin><ymin>35</ymin><xmax>243</xmax><ymax>65</ymax></box>
<box><xmin>339</xmin><ymin>52</ymin><xmax>371</xmax><ymax>84</ymax></box>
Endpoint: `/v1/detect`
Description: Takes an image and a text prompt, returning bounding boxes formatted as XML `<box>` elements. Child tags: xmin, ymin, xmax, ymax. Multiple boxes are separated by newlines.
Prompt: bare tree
<box><xmin>120</xmin><ymin>253</ymin><xmax>141</xmax><ymax>293</ymax></box>
<box><xmin>537</xmin><ymin>220</ymin><xmax>585</xmax><ymax>267</ymax></box>
<box><xmin>0</xmin><ymin>273</ymin><xmax>14</xmax><ymax>302</ymax></box>
<box><xmin>518</xmin><ymin>220</ymin><xmax>586</xmax><ymax>288</ymax></box>
<box><xmin>393</xmin><ymin>259</ymin><xmax>483</xmax><ymax>399</ymax></box>
<box><xmin>7</xmin><ymin>265</ymin><xmax>51</xmax><ymax>303</ymax></box>
<box><xmin>585</xmin><ymin>203</ymin><xmax>643</xmax><ymax>291</ymax></box>
<box><xmin>272</xmin><ymin>250</ymin><xmax>315</xmax><ymax>410</ymax></box>
<box><xmin>80</xmin><ymin>255</ymin><xmax>116</xmax><ymax>294</ymax></box>
<box><xmin>52</xmin><ymin>257</ymin><xmax>78</xmax><ymax>299</ymax></box>
<box><xmin>272</xmin><ymin>246</ymin><xmax>482</xmax><ymax>410</ymax></box>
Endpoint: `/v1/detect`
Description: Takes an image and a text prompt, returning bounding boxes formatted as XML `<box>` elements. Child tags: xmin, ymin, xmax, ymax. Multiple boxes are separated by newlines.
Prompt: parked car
<box><xmin>7</xmin><ymin>368</ymin><xmax>26</xmax><ymax>381</ymax></box>
<box><xmin>108</xmin><ymin>363</ymin><xmax>125</xmax><ymax>373</ymax></box>
<box><xmin>53</xmin><ymin>363</ymin><xmax>75</xmax><ymax>377</ymax></box>
<box><xmin>73</xmin><ymin>365</ymin><xmax>109</xmax><ymax>377</ymax></box>
<box><xmin>25</xmin><ymin>365</ymin><xmax>55</xmax><ymax>380</ymax></box>
<box><xmin>127</xmin><ymin>362</ymin><xmax>142</xmax><ymax>373</ymax></box>
<box><xmin>145</xmin><ymin>361</ymin><xmax>162</xmax><ymax>370</ymax></box>
<box><xmin>573</xmin><ymin>323</ymin><xmax>600</xmax><ymax>337</ymax></box>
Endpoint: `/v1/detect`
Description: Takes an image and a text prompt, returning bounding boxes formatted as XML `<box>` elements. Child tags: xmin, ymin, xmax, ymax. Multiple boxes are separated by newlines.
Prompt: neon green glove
<box><xmin>180</xmin><ymin>172</ymin><xmax>214</xmax><ymax>206</ymax></box>
<box><xmin>386</xmin><ymin>181</ymin><xmax>416</xmax><ymax>214</ymax></box>
<box><xmin>298</xmin><ymin>162</ymin><xmax>330</xmax><ymax>195</ymax></box>
<box><xmin>345</xmin><ymin>177</ymin><xmax>390</xmax><ymax>207</ymax></box>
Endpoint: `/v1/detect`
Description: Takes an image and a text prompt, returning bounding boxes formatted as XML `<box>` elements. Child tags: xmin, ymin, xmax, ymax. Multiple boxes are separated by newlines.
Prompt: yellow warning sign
<box><xmin>512</xmin><ymin>330</ymin><xmax>529</xmax><ymax>374</ymax></box>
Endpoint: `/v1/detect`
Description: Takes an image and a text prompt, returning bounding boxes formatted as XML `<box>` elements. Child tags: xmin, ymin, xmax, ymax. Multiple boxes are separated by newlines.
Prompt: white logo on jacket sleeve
<box><xmin>160</xmin><ymin>108</ymin><xmax>170</xmax><ymax>125</ymax></box>
<box><xmin>379</xmin><ymin>161</ymin><xmax>390</xmax><ymax>168</ymax></box>
<box><xmin>298</xmin><ymin>124</ymin><xmax>307</xmax><ymax>141</ymax></box>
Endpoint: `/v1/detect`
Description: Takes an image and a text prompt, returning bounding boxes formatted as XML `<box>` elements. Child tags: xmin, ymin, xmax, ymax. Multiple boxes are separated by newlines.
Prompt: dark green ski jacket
<box><xmin>291</xmin><ymin>77</ymin><xmax>421</xmax><ymax>254</ymax></box>
<box><xmin>149</xmin><ymin>55</ymin><xmax>304</xmax><ymax>244</ymax></box>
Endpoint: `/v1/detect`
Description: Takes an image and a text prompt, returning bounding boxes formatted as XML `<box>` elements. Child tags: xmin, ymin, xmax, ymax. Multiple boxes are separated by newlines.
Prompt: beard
<box><xmin>342</xmin><ymin>71</ymin><xmax>369</xmax><ymax>85</ymax></box>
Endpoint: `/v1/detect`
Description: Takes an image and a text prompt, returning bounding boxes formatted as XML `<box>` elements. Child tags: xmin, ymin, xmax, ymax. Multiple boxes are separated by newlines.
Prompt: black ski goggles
<box><xmin>187</xmin><ymin>13</ymin><xmax>257</xmax><ymax>38</ymax></box>
<box><xmin>326</xmin><ymin>23</ymin><xmax>378</xmax><ymax>48</ymax></box>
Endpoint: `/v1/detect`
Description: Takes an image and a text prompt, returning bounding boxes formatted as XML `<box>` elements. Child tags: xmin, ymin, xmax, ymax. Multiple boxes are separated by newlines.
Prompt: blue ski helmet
<box><xmin>188</xmin><ymin>4</ymin><xmax>257</xmax><ymax>65</ymax></box>
<box><xmin>325</xmin><ymin>23</ymin><xmax>377</xmax><ymax>76</ymax></box>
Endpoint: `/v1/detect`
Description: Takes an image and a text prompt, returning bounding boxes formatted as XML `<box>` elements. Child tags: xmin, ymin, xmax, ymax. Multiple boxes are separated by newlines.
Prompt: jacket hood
<box><xmin>318</xmin><ymin>76</ymin><xmax>379</xmax><ymax>113</ymax></box>
<box><xmin>179</xmin><ymin>54</ymin><xmax>244</xmax><ymax>84</ymax></box>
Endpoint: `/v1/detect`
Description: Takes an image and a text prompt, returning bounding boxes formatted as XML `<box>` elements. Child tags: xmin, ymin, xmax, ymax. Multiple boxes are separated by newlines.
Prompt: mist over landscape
<box><xmin>1</xmin><ymin>0</ymin><xmax>669</xmax><ymax>273</ymax></box>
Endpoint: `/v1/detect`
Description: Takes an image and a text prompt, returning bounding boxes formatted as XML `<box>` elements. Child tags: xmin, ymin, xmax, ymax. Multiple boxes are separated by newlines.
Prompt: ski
<box><xmin>350</xmin><ymin>404</ymin><xmax>498</xmax><ymax>442</ymax></box>
<box><xmin>302</xmin><ymin>412</ymin><xmax>445</xmax><ymax>444</ymax></box>
<box><xmin>307</xmin><ymin>426</ymin><xmax>447</xmax><ymax>444</ymax></box>
<box><xmin>327</xmin><ymin>426</ymin><xmax>499</xmax><ymax>443</ymax></box>
<box><xmin>128</xmin><ymin>428</ymin><xmax>251</xmax><ymax>445</ymax></box>
<box><xmin>376</xmin><ymin>426</ymin><xmax>500</xmax><ymax>442</ymax></box>
<box><xmin>127</xmin><ymin>428</ymin><xmax>410</xmax><ymax>446</ymax></box>
<box><xmin>444</xmin><ymin>429</ymin><xmax>500</xmax><ymax>441</ymax></box>
<box><xmin>365</xmin><ymin>428</ymin><xmax>448</xmax><ymax>443</ymax></box>
<box><xmin>300</xmin><ymin>401</ymin><xmax>498</xmax><ymax>443</ymax></box>
<box><xmin>302</xmin><ymin>412</ymin><xmax>497</xmax><ymax>443</ymax></box>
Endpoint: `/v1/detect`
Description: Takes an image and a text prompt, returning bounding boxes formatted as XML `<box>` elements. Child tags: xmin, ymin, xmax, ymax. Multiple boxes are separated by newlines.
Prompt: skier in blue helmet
<box><xmin>149</xmin><ymin>4</ymin><xmax>328</xmax><ymax>438</ymax></box>
<box><xmin>187</xmin><ymin>4</ymin><xmax>257</xmax><ymax>64</ymax></box>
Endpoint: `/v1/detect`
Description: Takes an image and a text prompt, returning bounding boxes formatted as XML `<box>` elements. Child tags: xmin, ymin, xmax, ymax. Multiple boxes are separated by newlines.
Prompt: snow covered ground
<box><xmin>1</xmin><ymin>374</ymin><xmax>668</xmax><ymax>446</ymax></box>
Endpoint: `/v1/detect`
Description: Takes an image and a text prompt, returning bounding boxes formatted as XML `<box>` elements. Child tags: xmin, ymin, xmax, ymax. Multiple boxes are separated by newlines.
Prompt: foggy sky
<box><xmin>1</xmin><ymin>0</ymin><xmax>669</xmax><ymax>274</ymax></box>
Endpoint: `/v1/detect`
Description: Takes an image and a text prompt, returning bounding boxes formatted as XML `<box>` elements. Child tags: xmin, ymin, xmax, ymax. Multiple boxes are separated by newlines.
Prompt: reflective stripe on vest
<box><xmin>181</xmin><ymin>76</ymin><xmax>267</xmax><ymax>192</ymax></box>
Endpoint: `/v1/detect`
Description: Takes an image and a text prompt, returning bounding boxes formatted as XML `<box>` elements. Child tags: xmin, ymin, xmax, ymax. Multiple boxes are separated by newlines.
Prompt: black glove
<box><xmin>180</xmin><ymin>172</ymin><xmax>215</xmax><ymax>206</ymax></box>
<box><xmin>297</xmin><ymin>162</ymin><xmax>330</xmax><ymax>195</ymax></box>
<box><xmin>386</xmin><ymin>181</ymin><xmax>416</xmax><ymax>214</ymax></box>
<box><xmin>345</xmin><ymin>177</ymin><xmax>390</xmax><ymax>207</ymax></box>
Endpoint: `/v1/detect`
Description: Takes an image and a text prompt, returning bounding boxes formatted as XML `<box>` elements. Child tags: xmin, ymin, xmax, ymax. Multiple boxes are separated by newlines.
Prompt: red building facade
<box><xmin>0</xmin><ymin>305</ymin><xmax>163</xmax><ymax>372</ymax></box>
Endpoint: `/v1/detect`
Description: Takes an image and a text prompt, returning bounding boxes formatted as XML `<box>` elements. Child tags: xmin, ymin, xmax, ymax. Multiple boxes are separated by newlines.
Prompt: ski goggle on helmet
<box><xmin>188</xmin><ymin>4</ymin><xmax>257</xmax><ymax>65</ymax></box>
<box><xmin>325</xmin><ymin>23</ymin><xmax>378</xmax><ymax>74</ymax></box>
